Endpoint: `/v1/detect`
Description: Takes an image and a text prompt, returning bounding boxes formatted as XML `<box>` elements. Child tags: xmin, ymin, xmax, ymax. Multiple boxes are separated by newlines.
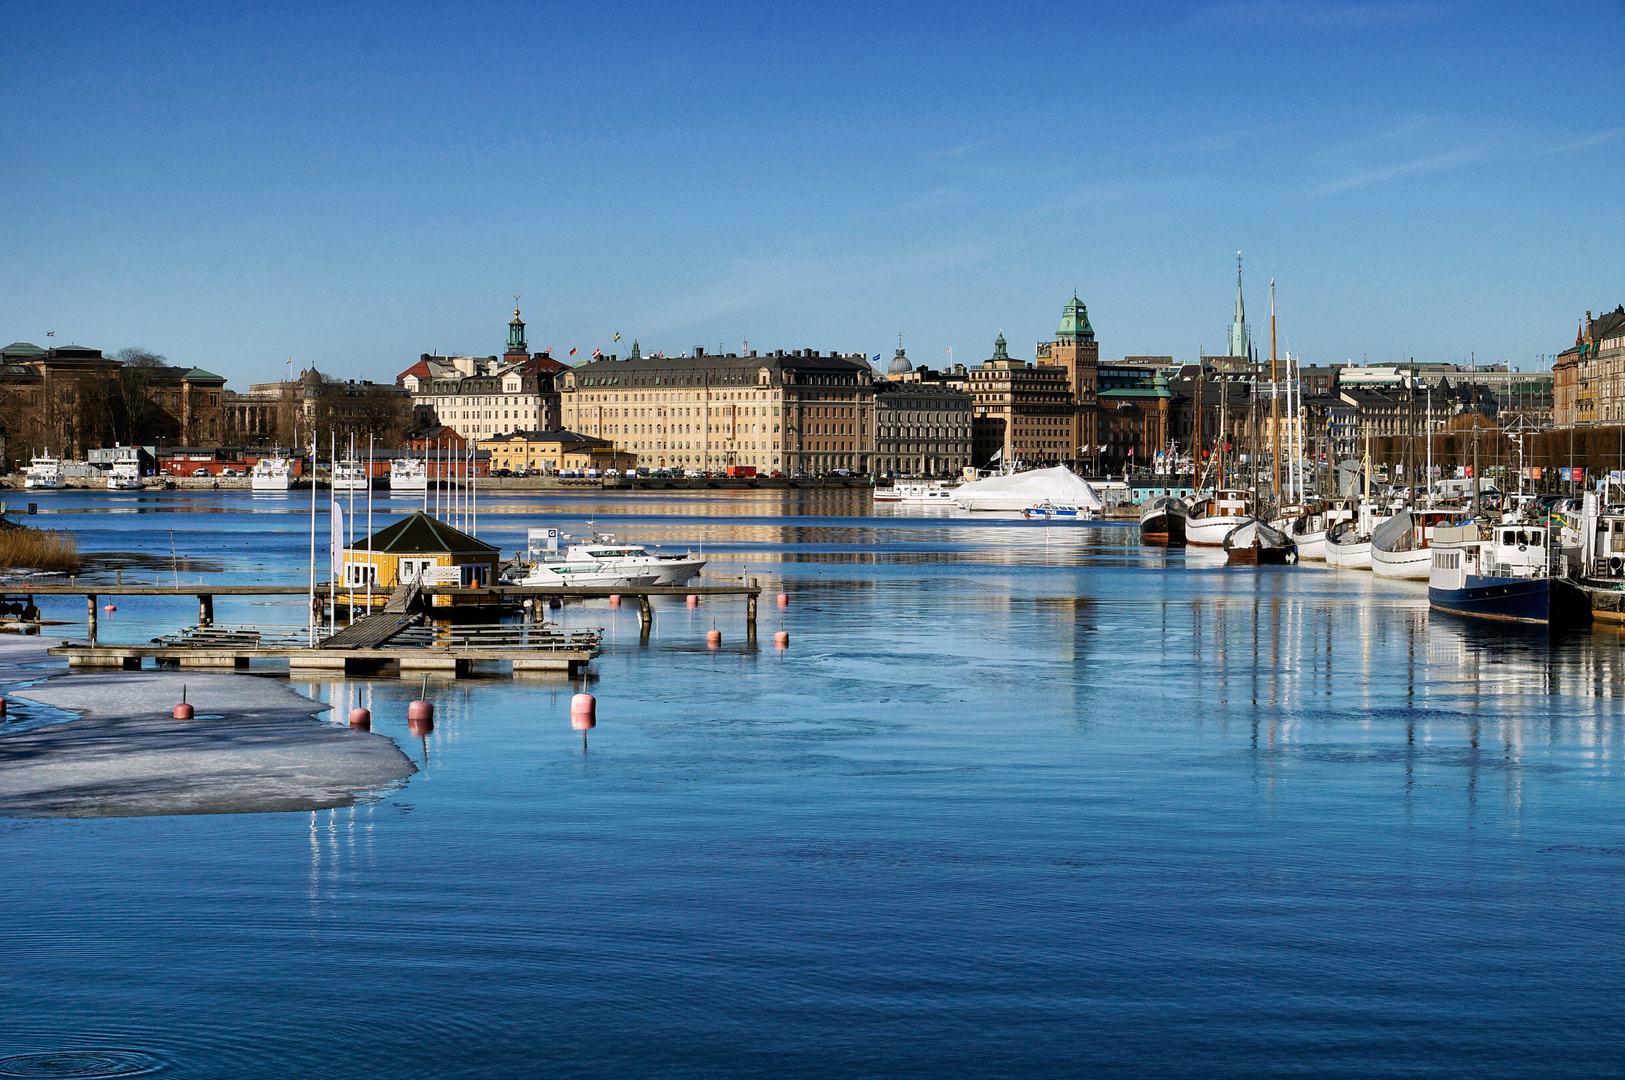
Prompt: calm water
<box><xmin>3</xmin><ymin>489</ymin><xmax>1624</xmax><ymax>1078</ymax></box>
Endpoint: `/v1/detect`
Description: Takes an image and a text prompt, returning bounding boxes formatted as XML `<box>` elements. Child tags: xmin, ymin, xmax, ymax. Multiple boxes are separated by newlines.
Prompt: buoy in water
<box><xmin>172</xmin><ymin>702</ymin><xmax>194</xmax><ymax>719</ymax></box>
<box><xmin>706</xmin><ymin>628</ymin><xmax>721</xmax><ymax>648</ymax></box>
<box><xmin>570</xmin><ymin>693</ymin><xmax>596</xmax><ymax>730</ymax></box>
<box><xmin>407</xmin><ymin>699</ymin><xmax>434</xmax><ymax>722</ymax></box>
<box><xmin>548</xmin><ymin>597</ymin><xmax>562</xmax><ymax>609</ymax></box>
<box><xmin>348</xmin><ymin>707</ymin><xmax>372</xmax><ymax>729</ymax></box>
<box><xmin>776</xmin><ymin>593</ymin><xmax>788</xmax><ymax>609</ymax></box>
<box><xmin>686</xmin><ymin>594</ymin><xmax>698</xmax><ymax>609</ymax></box>
<box><xmin>774</xmin><ymin>630</ymin><xmax>789</xmax><ymax>648</ymax></box>
<box><xmin>608</xmin><ymin>594</ymin><xmax>621</xmax><ymax>608</ymax></box>
<box><xmin>103</xmin><ymin>604</ymin><xmax>116</xmax><ymax>613</ymax></box>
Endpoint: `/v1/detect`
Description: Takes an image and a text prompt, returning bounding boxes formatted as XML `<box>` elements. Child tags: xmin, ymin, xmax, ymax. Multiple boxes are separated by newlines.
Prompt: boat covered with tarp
<box><xmin>951</xmin><ymin>467</ymin><xmax>1103</xmax><ymax>513</ymax></box>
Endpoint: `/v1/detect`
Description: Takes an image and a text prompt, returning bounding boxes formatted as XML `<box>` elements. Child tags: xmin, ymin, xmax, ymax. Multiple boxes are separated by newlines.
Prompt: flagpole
<box><xmin>347</xmin><ymin>432</ymin><xmax>356</xmax><ymax>626</ymax></box>
<box><xmin>329</xmin><ymin>430</ymin><xmax>337</xmax><ymax>638</ymax></box>
<box><xmin>307</xmin><ymin>425</ymin><xmax>317</xmax><ymax>645</ymax></box>
<box><xmin>367</xmin><ymin>433</ymin><xmax>374</xmax><ymax>615</ymax></box>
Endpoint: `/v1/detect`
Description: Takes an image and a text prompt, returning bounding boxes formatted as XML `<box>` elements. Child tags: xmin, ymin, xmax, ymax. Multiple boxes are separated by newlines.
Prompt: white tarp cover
<box><xmin>950</xmin><ymin>466</ymin><xmax>1104</xmax><ymax>512</ymax></box>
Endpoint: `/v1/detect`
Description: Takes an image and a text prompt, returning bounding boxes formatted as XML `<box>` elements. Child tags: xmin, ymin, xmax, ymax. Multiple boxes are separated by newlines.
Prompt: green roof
<box><xmin>347</xmin><ymin>511</ymin><xmax>498</xmax><ymax>554</ymax></box>
<box><xmin>182</xmin><ymin>367</ymin><xmax>226</xmax><ymax>382</ymax></box>
<box><xmin>1056</xmin><ymin>295</ymin><xmax>1095</xmax><ymax>343</ymax></box>
<box><xmin>1</xmin><ymin>342</ymin><xmax>46</xmax><ymax>358</ymax></box>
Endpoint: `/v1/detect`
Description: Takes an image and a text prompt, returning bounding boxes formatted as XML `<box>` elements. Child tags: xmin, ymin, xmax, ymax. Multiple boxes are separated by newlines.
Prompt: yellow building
<box><xmin>478</xmin><ymin>430</ymin><xmax>636</xmax><ymax>474</ymax></box>
<box><xmin>342</xmin><ymin>512</ymin><xmax>500</xmax><ymax>605</ymax></box>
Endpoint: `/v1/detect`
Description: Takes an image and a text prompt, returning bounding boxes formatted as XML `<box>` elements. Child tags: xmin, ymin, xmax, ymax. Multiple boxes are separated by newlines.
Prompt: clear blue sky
<box><xmin>3</xmin><ymin>1</ymin><xmax>1621</xmax><ymax>385</ymax></box>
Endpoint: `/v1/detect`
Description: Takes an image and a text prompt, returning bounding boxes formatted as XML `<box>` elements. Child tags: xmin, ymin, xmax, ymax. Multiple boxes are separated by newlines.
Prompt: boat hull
<box><xmin>1372</xmin><ymin>546</ymin><xmax>1433</xmax><ymax>580</ymax></box>
<box><xmin>1186</xmin><ymin>515</ymin><xmax>1249</xmax><ymax>547</ymax></box>
<box><xmin>1325</xmin><ymin>538</ymin><xmax>1372</xmax><ymax>570</ymax></box>
<box><xmin>1139</xmin><ymin>502</ymin><xmax>1188</xmax><ymax>546</ymax></box>
<box><xmin>1429</xmin><ymin>576</ymin><xmax>1593</xmax><ymax>628</ymax></box>
<box><xmin>1291</xmin><ymin>530</ymin><xmax>1327</xmax><ymax>561</ymax></box>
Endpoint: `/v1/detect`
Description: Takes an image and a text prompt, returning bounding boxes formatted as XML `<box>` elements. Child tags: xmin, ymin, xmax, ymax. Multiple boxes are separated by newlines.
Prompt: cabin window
<box><xmin>1503</xmin><ymin>531</ymin><xmax>1516</xmax><ymax>545</ymax></box>
<box><xmin>1531</xmin><ymin>530</ymin><xmax>1543</xmax><ymax>546</ymax></box>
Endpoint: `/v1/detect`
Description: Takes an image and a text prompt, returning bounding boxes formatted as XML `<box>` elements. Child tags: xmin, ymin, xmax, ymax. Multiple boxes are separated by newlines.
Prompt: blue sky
<box><xmin>2</xmin><ymin>1</ymin><xmax>1621</xmax><ymax>385</ymax></box>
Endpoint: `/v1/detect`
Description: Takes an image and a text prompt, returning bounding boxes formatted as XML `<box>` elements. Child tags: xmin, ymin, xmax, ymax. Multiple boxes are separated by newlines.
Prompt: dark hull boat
<box><xmin>1223</xmin><ymin>519</ymin><xmax>1297</xmax><ymax>565</ymax></box>
<box><xmin>1427</xmin><ymin>521</ymin><xmax>1592</xmax><ymax>629</ymax></box>
<box><xmin>1139</xmin><ymin>496</ymin><xmax>1188</xmax><ymax>546</ymax></box>
<box><xmin>1428</xmin><ymin>576</ymin><xmax>1592</xmax><ymax>628</ymax></box>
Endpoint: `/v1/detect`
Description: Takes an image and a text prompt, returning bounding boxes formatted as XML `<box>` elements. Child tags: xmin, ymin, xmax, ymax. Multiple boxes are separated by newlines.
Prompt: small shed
<box><xmin>343</xmin><ymin>512</ymin><xmax>500</xmax><ymax>602</ymax></box>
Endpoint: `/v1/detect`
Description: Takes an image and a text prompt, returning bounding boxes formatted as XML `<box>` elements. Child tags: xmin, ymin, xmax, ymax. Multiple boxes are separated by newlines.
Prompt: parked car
<box><xmin>685</xmin><ymin>469</ymin><xmax>704</xmax><ymax>478</ymax></box>
<box><xmin>770</xmin><ymin>470</ymin><xmax>784</xmax><ymax>478</ymax></box>
<box><xmin>491</xmin><ymin>468</ymin><xmax>512</xmax><ymax>478</ymax></box>
<box><xmin>191</xmin><ymin>468</ymin><xmax>210</xmax><ymax>477</ymax></box>
<box><xmin>220</xmin><ymin>468</ymin><xmax>241</xmax><ymax>477</ymax></box>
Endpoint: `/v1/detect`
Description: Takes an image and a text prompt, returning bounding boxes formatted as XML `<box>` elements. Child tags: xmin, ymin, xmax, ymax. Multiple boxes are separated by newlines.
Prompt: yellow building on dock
<box><xmin>343</xmin><ymin>512</ymin><xmax>501</xmax><ymax>604</ymax></box>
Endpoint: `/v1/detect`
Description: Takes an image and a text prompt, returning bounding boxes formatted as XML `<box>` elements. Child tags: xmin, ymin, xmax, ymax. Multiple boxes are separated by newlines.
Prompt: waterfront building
<box><xmin>341</xmin><ymin>511</ymin><xmax>501</xmax><ymax>594</ymax></box>
<box><xmin>478</xmin><ymin>430</ymin><xmax>636</xmax><ymax>474</ymax></box>
<box><xmin>1553</xmin><ymin>306</ymin><xmax>1625</xmax><ymax>427</ymax></box>
<box><xmin>1095</xmin><ymin>363</ymin><xmax>1172</xmax><ymax>468</ymax></box>
<box><xmin>1033</xmin><ymin>294</ymin><xmax>1099</xmax><ymax>457</ymax></box>
<box><xmin>559</xmin><ymin>345</ymin><xmax>875</xmax><ymax>475</ymax></box>
<box><xmin>873</xmin><ymin>350</ymin><xmax>973</xmax><ymax>476</ymax></box>
<box><xmin>967</xmin><ymin>334</ymin><xmax>1073</xmax><ymax>467</ymax></box>
<box><xmin>398</xmin><ymin>307</ymin><xmax>566</xmax><ymax>442</ymax></box>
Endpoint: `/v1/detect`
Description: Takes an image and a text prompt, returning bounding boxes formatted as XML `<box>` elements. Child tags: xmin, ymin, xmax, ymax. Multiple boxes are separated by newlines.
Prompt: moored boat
<box><xmin>1223</xmin><ymin>518</ymin><xmax>1297</xmax><ymax>565</ymax></box>
<box><xmin>390</xmin><ymin>458</ymin><xmax>427</xmax><ymax>493</ymax></box>
<box><xmin>1372</xmin><ymin>509</ymin><xmax>1458</xmax><ymax>580</ymax></box>
<box><xmin>1022</xmin><ymin>500</ymin><xmax>1093</xmax><ymax>520</ymax></box>
<box><xmin>23</xmin><ymin>453</ymin><xmax>64</xmax><ymax>490</ymax></box>
<box><xmin>1139</xmin><ymin>495</ymin><xmax>1188</xmax><ymax>546</ymax></box>
<box><xmin>250</xmin><ymin>454</ymin><xmax>293</xmax><ymax>492</ymax></box>
<box><xmin>1187</xmin><ymin>489</ymin><xmax>1252</xmax><ymax>547</ymax></box>
<box><xmin>331</xmin><ymin>460</ymin><xmax>370</xmax><ymax>492</ymax></box>
<box><xmin>1428</xmin><ymin>521</ymin><xmax>1591</xmax><ymax>628</ymax></box>
<box><xmin>514</xmin><ymin>538</ymin><xmax>706</xmax><ymax>588</ymax></box>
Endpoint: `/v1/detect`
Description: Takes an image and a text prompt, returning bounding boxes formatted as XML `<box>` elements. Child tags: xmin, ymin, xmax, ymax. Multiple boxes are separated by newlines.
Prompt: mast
<box><xmin>1270</xmin><ymin>278</ymin><xmax>1280</xmax><ymax>504</ymax></box>
<box><xmin>1194</xmin><ymin>363</ymin><xmax>1204</xmax><ymax>491</ymax></box>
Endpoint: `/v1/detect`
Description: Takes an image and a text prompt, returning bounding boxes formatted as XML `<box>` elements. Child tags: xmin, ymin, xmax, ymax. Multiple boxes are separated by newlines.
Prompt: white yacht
<box><xmin>1185</xmin><ymin>489</ymin><xmax>1252</xmax><ymax>547</ymax></box>
<box><xmin>515</xmin><ymin>539</ymin><xmax>706</xmax><ymax>589</ymax></box>
<box><xmin>331</xmin><ymin>460</ymin><xmax>370</xmax><ymax>492</ymax></box>
<box><xmin>389</xmin><ymin>458</ymin><xmax>427</xmax><ymax>493</ymax></box>
<box><xmin>23</xmin><ymin>453</ymin><xmax>64</xmax><ymax>490</ymax></box>
<box><xmin>107</xmin><ymin>450</ymin><xmax>143</xmax><ymax>490</ymax></box>
<box><xmin>876</xmin><ymin>480</ymin><xmax>958</xmax><ymax>505</ymax></box>
<box><xmin>250</xmin><ymin>454</ymin><xmax>293</xmax><ymax>492</ymax></box>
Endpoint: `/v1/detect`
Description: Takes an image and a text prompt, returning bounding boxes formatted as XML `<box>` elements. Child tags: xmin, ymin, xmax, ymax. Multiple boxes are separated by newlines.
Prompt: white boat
<box><xmin>1372</xmin><ymin>508</ymin><xmax>1459</xmax><ymax>580</ymax></box>
<box><xmin>1272</xmin><ymin>499</ymin><xmax>1354</xmax><ymax>562</ymax></box>
<box><xmin>1022</xmin><ymin>500</ymin><xmax>1096</xmax><ymax>520</ymax></box>
<box><xmin>1325</xmin><ymin>519</ymin><xmax>1373</xmax><ymax>570</ymax></box>
<box><xmin>876</xmin><ymin>480</ymin><xmax>958</xmax><ymax>505</ymax></box>
<box><xmin>106</xmin><ymin>451</ymin><xmax>143</xmax><ymax>490</ymax></box>
<box><xmin>389</xmin><ymin>458</ymin><xmax>427</xmax><ymax>493</ymax></box>
<box><xmin>951</xmin><ymin>466</ymin><xmax>1102</xmax><ymax>513</ymax></box>
<box><xmin>23</xmin><ymin>454</ymin><xmax>63</xmax><ymax>490</ymax></box>
<box><xmin>516</xmin><ymin>539</ymin><xmax>706</xmax><ymax>588</ymax></box>
<box><xmin>331</xmin><ymin>460</ymin><xmax>370</xmax><ymax>492</ymax></box>
<box><xmin>1186</xmin><ymin>489</ymin><xmax>1252</xmax><ymax>547</ymax></box>
<box><xmin>250</xmin><ymin>454</ymin><xmax>293</xmax><ymax>492</ymax></box>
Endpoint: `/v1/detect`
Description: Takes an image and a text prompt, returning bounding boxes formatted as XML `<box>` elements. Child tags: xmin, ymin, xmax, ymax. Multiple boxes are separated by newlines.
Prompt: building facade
<box><xmin>399</xmin><ymin>308</ymin><xmax>566</xmax><ymax>441</ymax></box>
<box><xmin>1033</xmin><ymin>294</ymin><xmax>1099</xmax><ymax>456</ymax></box>
<box><xmin>967</xmin><ymin>334</ymin><xmax>1074</xmax><ymax>467</ymax></box>
<box><xmin>1553</xmin><ymin>306</ymin><xmax>1625</xmax><ymax>427</ymax></box>
<box><xmin>872</xmin><ymin>350</ymin><xmax>973</xmax><ymax>476</ymax></box>
<box><xmin>559</xmin><ymin>346</ymin><xmax>875</xmax><ymax>475</ymax></box>
<box><xmin>478</xmin><ymin>430</ymin><xmax>635</xmax><ymax>474</ymax></box>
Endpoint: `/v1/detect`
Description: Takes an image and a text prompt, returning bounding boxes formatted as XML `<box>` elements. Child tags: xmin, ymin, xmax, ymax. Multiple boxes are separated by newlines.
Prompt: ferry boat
<box><xmin>1428</xmin><ymin>521</ymin><xmax>1591</xmax><ymax>628</ymax></box>
<box><xmin>1186</xmin><ymin>489</ymin><xmax>1252</xmax><ymax>547</ymax></box>
<box><xmin>23</xmin><ymin>453</ymin><xmax>64</xmax><ymax>490</ymax></box>
<box><xmin>250</xmin><ymin>454</ymin><xmax>293</xmax><ymax>492</ymax></box>
<box><xmin>1139</xmin><ymin>495</ymin><xmax>1188</xmax><ymax>546</ymax></box>
<box><xmin>1022</xmin><ymin>500</ymin><xmax>1095</xmax><ymax>520</ymax></box>
<box><xmin>331</xmin><ymin>460</ymin><xmax>370</xmax><ymax>493</ymax></box>
<box><xmin>1223</xmin><ymin>519</ymin><xmax>1297</xmax><ymax>565</ymax></box>
<box><xmin>389</xmin><ymin>458</ymin><xmax>428</xmax><ymax>493</ymax></box>
<box><xmin>514</xmin><ymin>539</ymin><xmax>706</xmax><ymax>589</ymax></box>
<box><xmin>106</xmin><ymin>450</ymin><xmax>143</xmax><ymax>490</ymax></box>
<box><xmin>1371</xmin><ymin>508</ymin><xmax>1458</xmax><ymax>580</ymax></box>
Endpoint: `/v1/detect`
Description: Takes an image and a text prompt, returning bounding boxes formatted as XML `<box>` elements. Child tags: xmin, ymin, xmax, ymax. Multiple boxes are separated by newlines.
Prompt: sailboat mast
<box><xmin>1270</xmin><ymin>278</ymin><xmax>1280</xmax><ymax>505</ymax></box>
<box><xmin>1194</xmin><ymin>364</ymin><xmax>1204</xmax><ymax>491</ymax></box>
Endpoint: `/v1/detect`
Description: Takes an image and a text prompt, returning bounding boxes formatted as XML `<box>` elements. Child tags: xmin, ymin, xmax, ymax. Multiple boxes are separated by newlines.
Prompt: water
<box><xmin>3</xmin><ymin>489</ymin><xmax>1624</xmax><ymax>1077</ymax></box>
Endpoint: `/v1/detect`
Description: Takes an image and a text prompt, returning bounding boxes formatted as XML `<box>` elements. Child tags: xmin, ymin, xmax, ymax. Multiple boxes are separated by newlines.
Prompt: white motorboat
<box><xmin>1372</xmin><ymin>508</ymin><xmax>1459</xmax><ymax>580</ymax></box>
<box><xmin>876</xmin><ymin>480</ymin><xmax>958</xmax><ymax>505</ymax></box>
<box><xmin>250</xmin><ymin>454</ymin><xmax>293</xmax><ymax>492</ymax></box>
<box><xmin>23</xmin><ymin>454</ymin><xmax>64</xmax><ymax>490</ymax></box>
<box><xmin>1186</xmin><ymin>489</ymin><xmax>1252</xmax><ymax>547</ymax></box>
<box><xmin>515</xmin><ymin>539</ymin><xmax>706</xmax><ymax>588</ymax></box>
<box><xmin>331</xmin><ymin>460</ymin><xmax>370</xmax><ymax>492</ymax></box>
<box><xmin>389</xmin><ymin>458</ymin><xmax>427</xmax><ymax>493</ymax></box>
<box><xmin>106</xmin><ymin>451</ymin><xmax>143</xmax><ymax>490</ymax></box>
<box><xmin>1022</xmin><ymin>500</ymin><xmax>1096</xmax><ymax>520</ymax></box>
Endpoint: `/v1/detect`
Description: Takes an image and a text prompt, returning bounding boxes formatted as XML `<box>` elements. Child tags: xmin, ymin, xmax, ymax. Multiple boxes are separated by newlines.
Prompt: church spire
<box><xmin>507</xmin><ymin>296</ymin><xmax>527</xmax><ymax>355</ymax></box>
<box><xmin>1228</xmin><ymin>252</ymin><xmax>1249</xmax><ymax>358</ymax></box>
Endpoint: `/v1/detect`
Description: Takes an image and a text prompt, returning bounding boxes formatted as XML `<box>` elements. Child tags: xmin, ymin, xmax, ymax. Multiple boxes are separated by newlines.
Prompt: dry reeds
<box><xmin>0</xmin><ymin>523</ymin><xmax>82</xmax><ymax>573</ymax></box>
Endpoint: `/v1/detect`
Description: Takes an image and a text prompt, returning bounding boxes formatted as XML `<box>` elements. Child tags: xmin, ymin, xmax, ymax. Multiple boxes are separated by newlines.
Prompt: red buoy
<box><xmin>570</xmin><ymin>693</ymin><xmax>597</xmax><ymax>730</ymax></box>
<box><xmin>686</xmin><ymin>594</ymin><xmax>698</xmax><ymax>609</ymax></box>
<box><xmin>407</xmin><ymin>699</ymin><xmax>434</xmax><ymax>722</ymax></box>
<box><xmin>776</xmin><ymin>593</ymin><xmax>788</xmax><ymax>608</ymax></box>
<box><xmin>172</xmin><ymin>702</ymin><xmax>194</xmax><ymax>720</ymax></box>
<box><xmin>706</xmin><ymin>629</ymin><xmax>721</xmax><ymax>648</ymax></box>
<box><xmin>774</xmin><ymin>630</ymin><xmax>789</xmax><ymax>648</ymax></box>
<box><xmin>348</xmin><ymin>707</ymin><xmax>372</xmax><ymax>729</ymax></box>
<box><xmin>608</xmin><ymin>594</ymin><xmax>621</xmax><ymax>608</ymax></box>
<box><xmin>103</xmin><ymin>604</ymin><xmax>117</xmax><ymax>613</ymax></box>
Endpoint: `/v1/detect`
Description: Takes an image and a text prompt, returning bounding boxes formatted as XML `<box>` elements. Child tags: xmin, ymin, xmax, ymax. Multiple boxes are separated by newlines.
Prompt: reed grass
<box><xmin>0</xmin><ymin>523</ymin><xmax>82</xmax><ymax>573</ymax></box>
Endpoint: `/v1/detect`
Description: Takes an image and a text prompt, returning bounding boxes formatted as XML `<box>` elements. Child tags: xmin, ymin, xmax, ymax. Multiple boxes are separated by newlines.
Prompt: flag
<box><xmin>570</xmin><ymin>348</ymin><xmax>577</xmax><ymax>356</ymax></box>
<box><xmin>614</xmin><ymin>333</ymin><xmax>621</xmax><ymax>342</ymax></box>
<box><xmin>46</xmin><ymin>331</ymin><xmax>54</xmax><ymax>337</ymax></box>
<box><xmin>593</xmin><ymin>348</ymin><xmax>602</xmax><ymax>359</ymax></box>
<box><xmin>330</xmin><ymin>504</ymin><xmax>345</xmax><ymax>580</ymax></box>
<box><xmin>872</xmin><ymin>354</ymin><xmax>881</xmax><ymax>363</ymax></box>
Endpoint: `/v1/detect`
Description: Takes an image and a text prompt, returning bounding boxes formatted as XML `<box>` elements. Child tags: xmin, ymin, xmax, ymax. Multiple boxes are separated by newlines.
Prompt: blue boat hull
<box><xmin>1428</xmin><ymin>575</ymin><xmax>1593</xmax><ymax>628</ymax></box>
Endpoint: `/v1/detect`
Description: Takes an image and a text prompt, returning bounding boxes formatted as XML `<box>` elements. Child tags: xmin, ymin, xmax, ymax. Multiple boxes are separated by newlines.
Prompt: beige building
<box><xmin>559</xmin><ymin>343</ymin><xmax>875</xmax><ymax>475</ymax></box>
<box><xmin>873</xmin><ymin>349</ymin><xmax>972</xmax><ymax>476</ymax></box>
<box><xmin>398</xmin><ymin>308</ymin><xmax>566</xmax><ymax>441</ymax></box>
<box><xmin>1554</xmin><ymin>305</ymin><xmax>1625</xmax><ymax>427</ymax></box>
<box><xmin>1033</xmin><ymin>294</ymin><xmax>1099</xmax><ymax>455</ymax></box>
<box><xmin>478</xmin><ymin>430</ymin><xmax>636</xmax><ymax>474</ymax></box>
<box><xmin>966</xmin><ymin>334</ymin><xmax>1074</xmax><ymax>466</ymax></box>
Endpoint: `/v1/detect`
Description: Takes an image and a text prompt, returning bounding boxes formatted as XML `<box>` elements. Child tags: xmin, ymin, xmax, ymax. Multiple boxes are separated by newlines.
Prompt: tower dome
<box><xmin>887</xmin><ymin>347</ymin><xmax>914</xmax><ymax>375</ymax></box>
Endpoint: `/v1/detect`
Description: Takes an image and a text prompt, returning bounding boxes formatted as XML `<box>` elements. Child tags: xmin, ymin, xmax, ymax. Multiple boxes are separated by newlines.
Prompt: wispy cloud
<box><xmin>1309</xmin><ymin>146</ymin><xmax>1487</xmax><ymax>196</ymax></box>
<box><xmin>1528</xmin><ymin>127</ymin><xmax>1625</xmax><ymax>158</ymax></box>
<box><xmin>1214</xmin><ymin>1</ymin><xmax>1451</xmax><ymax>31</ymax></box>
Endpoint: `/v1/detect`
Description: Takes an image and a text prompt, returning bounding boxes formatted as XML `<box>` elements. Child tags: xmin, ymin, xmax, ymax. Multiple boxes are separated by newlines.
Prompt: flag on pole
<box><xmin>570</xmin><ymin>347</ymin><xmax>578</xmax><ymax>356</ymax></box>
<box><xmin>593</xmin><ymin>348</ymin><xmax>602</xmax><ymax>359</ymax></box>
<box><xmin>614</xmin><ymin>333</ymin><xmax>621</xmax><ymax>342</ymax></box>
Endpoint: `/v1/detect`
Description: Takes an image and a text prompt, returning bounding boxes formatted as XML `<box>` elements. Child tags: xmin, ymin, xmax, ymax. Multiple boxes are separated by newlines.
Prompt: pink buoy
<box><xmin>776</xmin><ymin>593</ymin><xmax>788</xmax><ymax>609</ymax></box>
<box><xmin>348</xmin><ymin>707</ymin><xmax>372</xmax><ymax>729</ymax></box>
<box><xmin>172</xmin><ymin>702</ymin><xmax>194</xmax><ymax>720</ymax></box>
<box><xmin>570</xmin><ymin>693</ymin><xmax>597</xmax><ymax>730</ymax></box>
<box><xmin>686</xmin><ymin>594</ymin><xmax>698</xmax><ymax>609</ymax></box>
<box><xmin>706</xmin><ymin>629</ymin><xmax>721</xmax><ymax>648</ymax></box>
<box><xmin>407</xmin><ymin>699</ymin><xmax>434</xmax><ymax>722</ymax></box>
<box><xmin>103</xmin><ymin>604</ymin><xmax>117</xmax><ymax>613</ymax></box>
<box><xmin>774</xmin><ymin>630</ymin><xmax>789</xmax><ymax>648</ymax></box>
<box><xmin>608</xmin><ymin>594</ymin><xmax>621</xmax><ymax>608</ymax></box>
